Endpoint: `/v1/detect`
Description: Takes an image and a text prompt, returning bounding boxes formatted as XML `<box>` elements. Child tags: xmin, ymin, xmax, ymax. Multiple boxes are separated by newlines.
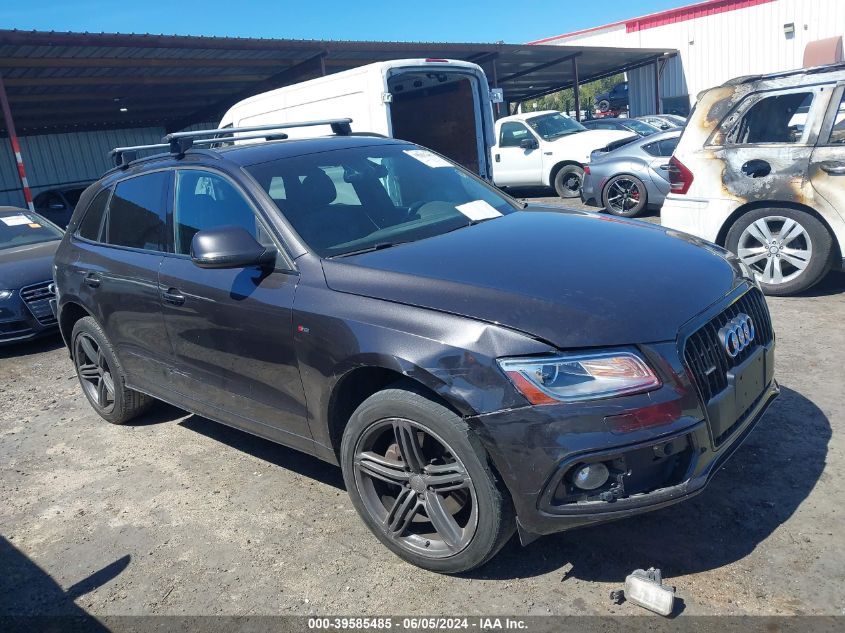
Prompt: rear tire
<box><xmin>726</xmin><ymin>207</ymin><xmax>832</xmax><ymax>296</ymax></box>
<box><xmin>340</xmin><ymin>382</ymin><xmax>515</xmax><ymax>574</ymax></box>
<box><xmin>553</xmin><ymin>165</ymin><xmax>584</xmax><ymax>199</ymax></box>
<box><xmin>71</xmin><ymin>316</ymin><xmax>154</xmax><ymax>424</ymax></box>
<box><xmin>602</xmin><ymin>174</ymin><xmax>648</xmax><ymax>217</ymax></box>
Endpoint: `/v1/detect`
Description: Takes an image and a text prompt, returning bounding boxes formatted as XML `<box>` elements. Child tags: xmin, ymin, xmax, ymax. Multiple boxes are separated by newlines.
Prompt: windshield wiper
<box><xmin>331</xmin><ymin>241</ymin><xmax>405</xmax><ymax>258</ymax></box>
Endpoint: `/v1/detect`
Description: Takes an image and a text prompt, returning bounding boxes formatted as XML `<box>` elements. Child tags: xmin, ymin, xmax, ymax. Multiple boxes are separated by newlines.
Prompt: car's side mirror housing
<box><xmin>520</xmin><ymin>138</ymin><xmax>539</xmax><ymax>150</ymax></box>
<box><xmin>190</xmin><ymin>226</ymin><xmax>276</xmax><ymax>269</ymax></box>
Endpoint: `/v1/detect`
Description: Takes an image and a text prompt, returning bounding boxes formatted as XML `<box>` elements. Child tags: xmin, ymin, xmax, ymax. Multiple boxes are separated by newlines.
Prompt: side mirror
<box><xmin>519</xmin><ymin>138</ymin><xmax>539</xmax><ymax>150</ymax></box>
<box><xmin>190</xmin><ymin>226</ymin><xmax>276</xmax><ymax>269</ymax></box>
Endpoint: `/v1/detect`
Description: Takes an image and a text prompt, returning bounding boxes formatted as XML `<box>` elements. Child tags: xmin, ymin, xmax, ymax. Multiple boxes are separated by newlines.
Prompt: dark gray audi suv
<box><xmin>53</xmin><ymin>124</ymin><xmax>778</xmax><ymax>573</ymax></box>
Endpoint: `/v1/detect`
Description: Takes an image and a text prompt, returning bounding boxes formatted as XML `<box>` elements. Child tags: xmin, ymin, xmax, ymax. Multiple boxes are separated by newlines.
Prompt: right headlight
<box><xmin>497</xmin><ymin>349</ymin><xmax>661</xmax><ymax>405</ymax></box>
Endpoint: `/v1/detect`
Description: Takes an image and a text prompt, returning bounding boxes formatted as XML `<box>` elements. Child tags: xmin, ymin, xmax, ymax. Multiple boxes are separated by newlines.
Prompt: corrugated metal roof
<box><xmin>0</xmin><ymin>29</ymin><xmax>675</xmax><ymax>134</ymax></box>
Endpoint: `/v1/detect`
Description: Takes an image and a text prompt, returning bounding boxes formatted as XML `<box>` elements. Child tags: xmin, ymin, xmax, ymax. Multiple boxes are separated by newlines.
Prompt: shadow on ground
<box><xmin>470</xmin><ymin>385</ymin><xmax>828</xmax><ymax>581</ymax></box>
<box><xmin>178</xmin><ymin>414</ymin><xmax>345</xmax><ymax>490</ymax></box>
<box><xmin>792</xmin><ymin>270</ymin><xmax>845</xmax><ymax>298</ymax></box>
<box><xmin>137</xmin><ymin>378</ymin><xmax>829</xmax><ymax>584</ymax></box>
<box><xmin>0</xmin><ymin>535</ymin><xmax>124</xmax><ymax>627</ymax></box>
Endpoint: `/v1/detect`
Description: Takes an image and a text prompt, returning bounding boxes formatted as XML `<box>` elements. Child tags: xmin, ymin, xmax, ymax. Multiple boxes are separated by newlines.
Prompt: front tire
<box><xmin>340</xmin><ymin>383</ymin><xmax>514</xmax><ymax>573</ymax></box>
<box><xmin>553</xmin><ymin>165</ymin><xmax>584</xmax><ymax>199</ymax></box>
<box><xmin>726</xmin><ymin>207</ymin><xmax>832</xmax><ymax>296</ymax></box>
<box><xmin>71</xmin><ymin>316</ymin><xmax>154</xmax><ymax>424</ymax></box>
<box><xmin>602</xmin><ymin>174</ymin><xmax>648</xmax><ymax>217</ymax></box>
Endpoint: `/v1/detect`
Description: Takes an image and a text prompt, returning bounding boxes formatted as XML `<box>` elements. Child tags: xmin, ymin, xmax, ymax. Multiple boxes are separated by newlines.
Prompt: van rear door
<box><xmin>385</xmin><ymin>62</ymin><xmax>494</xmax><ymax>179</ymax></box>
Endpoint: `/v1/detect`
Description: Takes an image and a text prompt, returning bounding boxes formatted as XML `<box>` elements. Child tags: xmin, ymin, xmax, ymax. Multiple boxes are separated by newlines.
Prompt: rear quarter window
<box><xmin>105</xmin><ymin>172</ymin><xmax>170</xmax><ymax>251</ymax></box>
<box><xmin>77</xmin><ymin>189</ymin><xmax>111</xmax><ymax>241</ymax></box>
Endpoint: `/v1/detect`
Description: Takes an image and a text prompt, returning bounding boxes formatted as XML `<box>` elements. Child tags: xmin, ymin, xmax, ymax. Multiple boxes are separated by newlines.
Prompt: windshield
<box><xmin>245</xmin><ymin>144</ymin><xmax>518</xmax><ymax>258</ymax></box>
<box><xmin>625</xmin><ymin>119</ymin><xmax>660</xmax><ymax>136</ymax></box>
<box><xmin>0</xmin><ymin>211</ymin><xmax>63</xmax><ymax>250</ymax></box>
<box><xmin>526</xmin><ymin>113</ymin><xmax>586</xmax><ymax>140</ymax></box>
<box><xmin>64</xmin><ymin>188</ymin><xmax>86</xmax><ymax>207</ymax></box>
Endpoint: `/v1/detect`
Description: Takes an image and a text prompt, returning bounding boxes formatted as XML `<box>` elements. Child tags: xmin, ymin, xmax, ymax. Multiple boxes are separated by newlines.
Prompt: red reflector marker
<box><xmin>607</xmin><ymin>400</ymin><xmax>683</xmax><ymax>433</ymax></box>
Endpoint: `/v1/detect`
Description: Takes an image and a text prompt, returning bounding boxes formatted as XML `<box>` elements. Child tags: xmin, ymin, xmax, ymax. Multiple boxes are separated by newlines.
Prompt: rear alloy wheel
<box><xmin>553</xmin><ymin>165</ymin><xmax>585</xmax><ymax>199</ymax></box>
<box><xmin>602</xmin><ymin>174</ymin><xmax>648</xmax><ymax>217</ymax></box>
<box><xmin>726</xmin><ymin>208</ymin><xmax>832</xmax><ymax>296</ymax></box>
<box><xmin>75</xmin><ymin>332</ymin><xmax>116</xmax><ymax>414</ymax></box>
<box><xmin>340</xmin><ymin>384</ymin><xmax>514</xmax><ymax>573</ymax></box>
<box><xmin>71</xmin><ymin>316</ymin><xmax>154</xmax><ymax>424</ymax></box>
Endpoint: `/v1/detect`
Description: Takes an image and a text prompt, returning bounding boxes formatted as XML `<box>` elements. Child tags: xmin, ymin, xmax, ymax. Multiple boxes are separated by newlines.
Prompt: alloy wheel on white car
<box><xmin>727</xmin><ymin>208</ymin><xmax>833</xmax><ymax>296</ymax></box>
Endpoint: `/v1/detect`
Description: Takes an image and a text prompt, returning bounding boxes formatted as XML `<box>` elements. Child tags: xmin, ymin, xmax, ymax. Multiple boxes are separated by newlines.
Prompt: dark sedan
<box><xmin>582</xmin><ymin>117</ymin><xmax>660</xmax><ymax>137</ymax></box>
<box><xmin>0</xmin><ymin>207</ymin><xmax>62</xmax><ymax>344</ymax></box>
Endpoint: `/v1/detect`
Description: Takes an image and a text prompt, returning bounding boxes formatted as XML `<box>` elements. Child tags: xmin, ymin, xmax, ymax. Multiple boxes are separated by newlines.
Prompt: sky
<box><xmin>1</xmin><ymin>0</ymin><xmax>694</xmax><ymax>43</ymax></box>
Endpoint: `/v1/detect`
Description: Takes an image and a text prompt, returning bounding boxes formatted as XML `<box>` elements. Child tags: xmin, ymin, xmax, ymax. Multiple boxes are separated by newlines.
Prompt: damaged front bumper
<box><xmin>468</xmin><ymin>344</ymin><xmax>779</xmax><ymax>543</ymax></box>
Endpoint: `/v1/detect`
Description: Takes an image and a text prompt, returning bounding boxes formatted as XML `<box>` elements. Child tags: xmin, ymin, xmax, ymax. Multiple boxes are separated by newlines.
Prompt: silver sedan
<box><xmin>580</xmin><ymin>130</ymin><xmax>681</xmax><ymax>217</ymax></box>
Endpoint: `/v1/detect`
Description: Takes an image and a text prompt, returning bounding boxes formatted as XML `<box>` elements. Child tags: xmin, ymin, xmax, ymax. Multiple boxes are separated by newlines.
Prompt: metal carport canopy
<box><xmin>0</xmin><ymin>30</ymin><xmax>676</xmax><ymax>134</ymax></box>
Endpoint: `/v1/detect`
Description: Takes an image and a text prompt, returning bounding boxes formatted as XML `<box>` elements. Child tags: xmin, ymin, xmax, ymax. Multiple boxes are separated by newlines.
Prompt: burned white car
<box><xmin>662</xmin><ymin>63</ymin><xmax>845</xmax><ymax>295</ymax></box>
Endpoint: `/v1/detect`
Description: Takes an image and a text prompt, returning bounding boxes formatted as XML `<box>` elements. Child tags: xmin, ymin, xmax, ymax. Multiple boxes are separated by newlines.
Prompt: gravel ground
<box><xmin>1</xmin><ymin>195</ymin><xmax>843</xmax><ymax>619</ymax></box>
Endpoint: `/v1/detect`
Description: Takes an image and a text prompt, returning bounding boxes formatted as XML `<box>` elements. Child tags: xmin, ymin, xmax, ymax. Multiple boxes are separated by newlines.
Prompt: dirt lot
<box><xmin>2</xmin><ymin>197</ymin><xmax>843</xmax><ymax>618</ymax></box>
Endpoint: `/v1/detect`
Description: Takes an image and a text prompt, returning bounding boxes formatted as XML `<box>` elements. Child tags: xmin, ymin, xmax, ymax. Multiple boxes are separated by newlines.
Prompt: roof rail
<box><xmin>109</xmin><ymin>143</ymin><xmax>170</xmax><ymax>168</ymax></box>
<box><xmin>108</xmin><ymin>118</ymin><xmax>354</xmax><ymax>169</ymax></box>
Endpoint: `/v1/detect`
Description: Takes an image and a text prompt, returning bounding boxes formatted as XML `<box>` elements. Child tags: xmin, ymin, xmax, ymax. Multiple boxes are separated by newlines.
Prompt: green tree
<box><xmin>520</xmin><ymin>74</ymin><xmax>625</xmax><ymax>117</ymax></box>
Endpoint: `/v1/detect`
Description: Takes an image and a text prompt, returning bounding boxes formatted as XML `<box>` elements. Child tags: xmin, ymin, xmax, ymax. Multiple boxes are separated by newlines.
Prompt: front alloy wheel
<box><xmin>340</xmin><ymin>384</ymin><xmax>514</xmax><ymax>573</ymax></box>
<box><xmin>353</xmin><ymin>418</ymin><xmax>478</xmax><ymax>558</ymax></box>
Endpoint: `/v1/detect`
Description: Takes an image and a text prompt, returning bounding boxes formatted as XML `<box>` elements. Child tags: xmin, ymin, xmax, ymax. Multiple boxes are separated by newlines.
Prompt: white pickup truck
<box><xmin>492</xmin><ymin>111</ymin><xmax>633</xmax><ymax>198</ymax></box>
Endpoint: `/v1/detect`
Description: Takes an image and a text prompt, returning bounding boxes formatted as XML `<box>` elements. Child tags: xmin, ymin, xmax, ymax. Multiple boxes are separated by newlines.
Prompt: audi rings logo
<box><xmin>718</xmin><ymin>314</ymin><xmax>755</xmax><ymax>358</ymax></box>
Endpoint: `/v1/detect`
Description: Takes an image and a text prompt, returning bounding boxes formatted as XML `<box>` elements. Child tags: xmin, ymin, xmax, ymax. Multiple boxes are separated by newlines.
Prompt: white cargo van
<box><xmin>219</xmin><ymin>59</ymin><xmax>499</xmax><ymax>179</ymax></box>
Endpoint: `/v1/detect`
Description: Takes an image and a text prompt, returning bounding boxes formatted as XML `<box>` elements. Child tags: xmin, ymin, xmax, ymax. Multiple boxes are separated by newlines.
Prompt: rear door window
<box><xmin>825</xmin><ymin>91</ymin><xmax>845</xmax><ymax>145</ymax></box>
<box><xmin>105</xmin><ymin>172</ymin><xmax>170</xmax><ymax>251</ymax></box>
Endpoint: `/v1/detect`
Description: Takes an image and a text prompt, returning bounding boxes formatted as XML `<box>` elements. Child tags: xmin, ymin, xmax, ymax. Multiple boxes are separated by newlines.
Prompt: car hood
<box><xmin>321</xmin><ymin>210</ymin><xmax>743</xmax><ymax>348</ymax></box>
<box><xmin>0</xmin><ymin>240</ymin><xmax>59</xmax><ymax>289</ymax></box>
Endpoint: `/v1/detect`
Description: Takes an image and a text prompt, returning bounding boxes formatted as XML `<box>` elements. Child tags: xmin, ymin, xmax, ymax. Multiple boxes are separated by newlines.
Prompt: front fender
<box><xmin>291</xmin><ymin>279</ymin><xmax>554</xmax><ymax>449</ymax></box>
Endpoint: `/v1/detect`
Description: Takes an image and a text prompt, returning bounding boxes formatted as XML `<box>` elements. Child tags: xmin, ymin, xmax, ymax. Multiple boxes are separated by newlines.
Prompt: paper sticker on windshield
<box><xmin>403</xmin><ymin>149</ymin><xmax>452</xmax><ymax>168</ymax></box>
<box><xmin>1</xmin><ymin>214</ymin><xmax>31</xmax><ymax>227</ymax></box>
<box><xmin>455</xmin><ymin>200</ymin><xmax>502</xmax><ymax>222</ymax></box>
<box><xmin>28</xmin><ymin>223</ymin><xmax>42</xmax><ymax>229</ymax></box>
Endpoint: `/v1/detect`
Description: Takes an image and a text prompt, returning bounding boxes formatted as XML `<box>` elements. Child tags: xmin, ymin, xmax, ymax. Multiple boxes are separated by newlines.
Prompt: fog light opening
<box><xmin>571</xmin><ymin>462</ymin><xmax>610</xmax><ymax>490</ymax></box>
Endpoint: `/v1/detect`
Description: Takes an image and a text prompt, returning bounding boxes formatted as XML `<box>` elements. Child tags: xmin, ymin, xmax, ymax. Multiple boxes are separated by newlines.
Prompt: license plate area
<box><xmin>704</xmin><ymin>346</ymin><xmax>767</xmax><ymax>446</ymax></box>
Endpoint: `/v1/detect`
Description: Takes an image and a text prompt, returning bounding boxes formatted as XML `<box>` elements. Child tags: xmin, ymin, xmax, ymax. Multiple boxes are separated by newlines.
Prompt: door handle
<box><xmin>741</xmin><ymin>159</ymin><xmax>771</xmax><ymax>178</ymax></box>
<box><xmin>495</xmin><ymin>153</ymin><xmax>500</xmax><ymax>163</ymax></box>
<box><xmin>83</xmin><ymin>272</ymin><xmax>101</xmax><ymax>288</ymax></box>
<box><xmin>820</xmin><ymin>160</ymin><xmax>845</xmax><ymax>175</ymax></box>
<box><xmin>161</xmin><ymin>288</ymin><xmax>185</xmax><ymax>306</ymax></box>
